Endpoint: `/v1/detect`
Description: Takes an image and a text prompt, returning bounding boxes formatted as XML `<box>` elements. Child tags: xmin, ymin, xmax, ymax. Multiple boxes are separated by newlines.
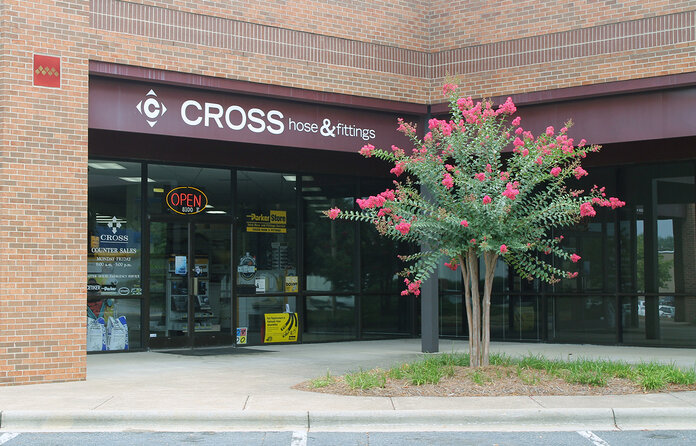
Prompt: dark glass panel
<box><xmin>361</xmin><ymin>294</ymin><xmax>413</xmax><ymax>338</ymax></box>
<box><xmin>303</xmin><ymin>175</ymin><xmax>357</xmax><ymax>292</ymax></box>
<box><xmin>303</xmin><ymin>295</ymin><xmax>356</xmax><ymax>342</ymax></box>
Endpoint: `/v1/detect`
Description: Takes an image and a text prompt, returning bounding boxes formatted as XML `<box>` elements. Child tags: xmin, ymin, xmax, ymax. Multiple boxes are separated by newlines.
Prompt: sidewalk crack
<box><xmin>389</xmin><ymin>397</ymin><xmax>396</xmax><ymax>410</ymax></box>
<box><xmin>612</xmin><ymin>408</ymin><xmax>621</xmax><ymax>430</ymax></box>
<box><xmin>669</xmin><ymin>392</ymin><xmax>696</xmax><ymax>407</ymax></box>
<box><xmin>529</xmin><ymin>395</ymin><xmax>545</xmax><ymax>408</ymax></box>
<box><xmin>242</xmin><ymin>395</ymin><xmax>250</xmax><ymax>410</ymax></box>
<box><xmin>92</xmin><ymin>396</ymin><xmax>114</xmax><ymax>410</ymax></box>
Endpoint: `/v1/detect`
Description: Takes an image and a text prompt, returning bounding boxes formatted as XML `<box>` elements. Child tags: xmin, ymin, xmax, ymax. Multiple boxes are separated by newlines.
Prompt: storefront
<box><xmin>86</xmin><ymin>65</ymin><xmax>696</xmax><ymax>353</ymax></box>
<box><xmin>86</xmin><ymin>68</ymin><xmax>421</xmax><ymax>351</ymax></box>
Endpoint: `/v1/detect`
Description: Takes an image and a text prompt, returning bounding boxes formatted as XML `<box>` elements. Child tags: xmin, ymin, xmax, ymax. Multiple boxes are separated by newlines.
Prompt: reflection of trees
<box><xmin>636</xmin><ymin>234</ymin><xmax>674</xmax><ymax>291</ymax></box>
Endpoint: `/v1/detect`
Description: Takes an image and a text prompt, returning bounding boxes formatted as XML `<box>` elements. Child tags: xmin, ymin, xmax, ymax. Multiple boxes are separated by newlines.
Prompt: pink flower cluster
<box><xmin>444</xmin><ymin>261</ymin><xmax>458</xmax><ymax>271</ymax></box>
<box><xmin>395</xmin><ymin>221</ymin><xmax>411</xmax><ymax>235</ymax></box>
<box><xmin>573</xmin><ymin>166</ymin><xmax>588</xmax><ymax>179</ymax></box>
<box><xmin>442</xmin><ymin>83</ymin><xmax>458</xmax><ymax>96</ymax></box>
<box><xmin>497</xmin><ymin>97</ymin><xmax>517</xmax><ymax>115</ymax></box>
<box><xmin>442</xmin><ymin>172</ymin><xmax>454</xmax><ymax>189</ymax></box>
<box><xmin>359</xmin><ymin>144</ymin><xmax>375</xmax><ymax>157</ymax></box>
<box><xmin>567</xmin><ymin>272</ymin><xmax>579</xmax><ymax>278</ymax></box>
<box><xmin>428</xmin><ymin>118</ymin><xmax>454</xmax><ymax>136</ymax></box>
<box><xmin>390</xmin><ymin>162</ymin><xmax>405</xmax><ymax>176</ymax></box>
<box><xmin>502</xmin><ymin>181</ymin><xmax>520</xmax><ymax>200</ymax></box>
<box><xmin>579</xmin><ymin>202</ymin><xmax>597</xmax><ymax>217</ymax></box>
<box><xmin>482</xmin><ymin>195</ymin><xmax>492</xmax><ymax>204</ymax></box>
<box><xmin>327</xmin><ymin>208</ymin><xmax>341</xmax><ymax>220</ymax></box>
<box><xmin>570</xmin><ymin>254</ymin><xmax>581</xmax><ymax>263</ymax></box>
<box><xmin>456</xmin><ymin>96</ymin><xmax>517</xmax><ymax>125</ymax></box>
<box><xmin>460</xmin><ymin>220</ymin><xmax>469</xmax><ymax>227</ymax></box>
<box><xmin>356</xmin><ymin>190</ymin><xmax>395</xmax><ymax>209</ymax></box>
<box><xmin>555</xmin><ymin>133</ymin><xmax>575</xmax><ymax>154</ymax></box>
<box><xmin>401</xmin><ymin>278</ymin><xmax>422</xmax><ymax>296</ymax></box>
<box><xmin>474</xmin><ymin>172</ymin><xmax>486</xmax><ymax>182</ymax></box>
<box><xmin>591</xmin><ymin>196</ymin><xmax>626</xmax><ymax>209</ymax></box>
<box><xmin>500</xmin><ymin>244</ymin><xmax>508</xmax><ymax>254</ymax></box>
<box><xmin>550</xmin><ymin>167</ymin><xmax>562</xmax><ymax>177</ymax></box>
<box><xmin>397</xmin><ymin>118</ymin><xmax>416</xmax><ymax>135</ymax></box>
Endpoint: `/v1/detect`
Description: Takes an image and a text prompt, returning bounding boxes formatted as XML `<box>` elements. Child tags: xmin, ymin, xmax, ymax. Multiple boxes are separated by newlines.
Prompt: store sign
<box><xmin>89</xmin><ymin>77</ymin><xmax>417</xmax><ymax>153</ymax></box>
<box><xmin>166</xmin><ymin>186</ymin><xmax>208</xmax><ymax>215</ymax></box>
<box><xmin>246</xmin><ymin>210</ymin><xmax>287</xmax><ymax>233</ymax></box>
<box><xmin>263</xmin><ymin>313</ymin><xmax>299</xmax><ymax>343</ymax></box>
<box><xmin>88</xmin><ymin>215</ymin><xmax>141</xmax><ymax>297</ymax></box>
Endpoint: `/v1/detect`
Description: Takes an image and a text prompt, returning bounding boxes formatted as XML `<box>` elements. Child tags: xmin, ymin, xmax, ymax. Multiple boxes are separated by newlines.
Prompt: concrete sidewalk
<box><xmin>1</xmin><ymin>339</ymin><xmax>695</xmax><ymax>432</ymax></box>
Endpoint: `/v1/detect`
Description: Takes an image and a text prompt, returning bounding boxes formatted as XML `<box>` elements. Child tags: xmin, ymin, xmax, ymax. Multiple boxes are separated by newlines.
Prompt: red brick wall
<box><xmin>0</xmin><ymin>0</ymin><xmax>89</xmax><ymax>385</ymax></box>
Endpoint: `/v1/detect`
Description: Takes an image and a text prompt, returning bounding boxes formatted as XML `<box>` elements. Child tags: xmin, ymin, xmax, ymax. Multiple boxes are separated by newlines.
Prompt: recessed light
<box><xmin>119</xmin><ymin>177</ymin><xmax>154</xmax><ymax>183</ymax></box>
<box><xmin>88</xmin><ymin>162</ymin><xmax>127</xmax><ymax>170</ymax></box>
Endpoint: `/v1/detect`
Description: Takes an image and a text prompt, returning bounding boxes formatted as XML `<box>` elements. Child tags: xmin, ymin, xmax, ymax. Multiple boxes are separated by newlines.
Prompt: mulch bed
<box><xmin>293</xmin><ymin>365</ymin><xmax>696</xmax><ymax>397</ymax></box>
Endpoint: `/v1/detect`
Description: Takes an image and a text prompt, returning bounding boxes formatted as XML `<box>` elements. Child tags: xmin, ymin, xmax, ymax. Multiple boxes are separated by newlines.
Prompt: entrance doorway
<box><xmin>148</xmin><ymin>221</ymin><xmax>234</xmax><ymax>348</ymax></box>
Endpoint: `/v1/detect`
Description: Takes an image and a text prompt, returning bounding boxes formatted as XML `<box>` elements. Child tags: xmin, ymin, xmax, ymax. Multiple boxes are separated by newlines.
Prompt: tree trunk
<box><xmin>458</xmin><ymin>253</ymin><xmax>473</xmax><ymax>364</ymax></box>
<box><xmin>481</xmin><ymin>252</ymin><xmax>498</xmax><ymax>366</ymax></box>
<box><xmin>466</xmin><ymin>248</ymin><xmax>481</xmax><ymax>367</ymax></box>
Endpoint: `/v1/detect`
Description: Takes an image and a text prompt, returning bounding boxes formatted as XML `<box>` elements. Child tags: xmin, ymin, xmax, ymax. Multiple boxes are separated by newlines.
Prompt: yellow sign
<box><xmin>284</xmin><ymin>276</ymin><xmax>298</xmax><ymax>293</ymax></box>
<box><xmin>264</xmin><ymin>312</ymin><xmax>298</xmax><ymax>343</ymax></box>
<box><xmin>246</xmin><ymin>210</ymin><xmax>287</xmax><ymax>233</ymax></box>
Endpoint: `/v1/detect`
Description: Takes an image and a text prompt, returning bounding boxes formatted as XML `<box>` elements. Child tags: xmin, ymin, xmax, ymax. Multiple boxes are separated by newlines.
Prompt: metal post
<box><xmin>420</xmin><ymin>273</ymin><xmax>439</xmax><ymax>352</ymax></box>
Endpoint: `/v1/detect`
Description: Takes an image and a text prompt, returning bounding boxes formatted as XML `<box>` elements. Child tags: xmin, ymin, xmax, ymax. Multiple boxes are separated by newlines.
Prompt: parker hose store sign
<box><xmin>166</xmin><ymin>187</ymin><xmax>208</xmax><ymax>215</ymax></box>
<box><xmin>89</xmin><ymin>77</ymin><xmax>417</xmax><ymax>153</ymax></box>
<box><xmin>263</xmin><ymin>313</ymin><xmax>298</xmax><ymax>343</ymax></box>
<box><xmin>246</xmin><ymin>210</ymin><xmax>287</xmax><ymax>233</ymax></box>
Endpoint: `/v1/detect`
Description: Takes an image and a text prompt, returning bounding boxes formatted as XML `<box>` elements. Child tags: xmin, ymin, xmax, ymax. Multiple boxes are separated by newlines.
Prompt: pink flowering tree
<box><xmin>325</xmin><ymin>85</ymin><xmax>625</xmax><ymax>367</ymax></box>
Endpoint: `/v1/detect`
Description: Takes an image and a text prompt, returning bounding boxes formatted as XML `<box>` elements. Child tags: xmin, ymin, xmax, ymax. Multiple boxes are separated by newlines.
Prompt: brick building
<box><xmin>1</xmin><ymin>1</ymin><xmax>695</xmax><ymax>385</ymax></box>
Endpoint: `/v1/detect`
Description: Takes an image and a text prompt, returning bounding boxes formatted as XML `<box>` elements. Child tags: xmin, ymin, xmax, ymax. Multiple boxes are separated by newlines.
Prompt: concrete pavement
<box><xmin>0</xmin><ymin>339</ymin><xmax>695</xmax><ymax>431</ymax></box>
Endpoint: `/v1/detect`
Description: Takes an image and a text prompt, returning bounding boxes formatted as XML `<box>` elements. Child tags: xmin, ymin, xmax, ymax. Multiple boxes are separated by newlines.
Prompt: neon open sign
<box><xmin>166</xmin><ymin>187</ymin><xmax>208</xmax><ymax>215</ymax></box>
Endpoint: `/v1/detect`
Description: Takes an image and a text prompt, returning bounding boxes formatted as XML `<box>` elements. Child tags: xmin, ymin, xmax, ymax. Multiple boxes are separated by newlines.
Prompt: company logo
<box><xmin>101</xmin><ymin>216</ymin><xmax>129</xmax><ymax>243</ymax></box>
<box><xmin>136</xmin><ymin>89</ymin><xmax>167</xmax><ymax>127</ymax></box>
<box><xmin>107</xmin><ymin>216</ymin><xmax>121</xmax><ymax>234</ymax></box>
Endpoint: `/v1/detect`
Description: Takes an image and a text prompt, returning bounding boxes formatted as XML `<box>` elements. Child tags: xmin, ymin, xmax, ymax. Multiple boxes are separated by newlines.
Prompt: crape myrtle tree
<box><xmin>324</xmin><ymin>84</ymin><xmax>625</xmax><ymax>367</ymax></box>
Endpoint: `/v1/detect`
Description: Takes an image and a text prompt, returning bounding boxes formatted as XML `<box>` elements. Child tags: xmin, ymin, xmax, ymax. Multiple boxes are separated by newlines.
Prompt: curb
<box><xmin>0</xmin><ymin>410</ymin><xmax>308</xmax><ymax>432</ymax></box>
<box><xmin>2</xmin><ymin>408</ymin><xmax>695</xmax><ymax>432</ymax></box>
<box><xmin>613</xmin><ymin>407</ymin><xmax>696</xmax><ymax>430</ymax></box>
<box><xmin>308</xmin><ymin>409</ymin><xmax>617</xmax><ymax>432</ymax></box>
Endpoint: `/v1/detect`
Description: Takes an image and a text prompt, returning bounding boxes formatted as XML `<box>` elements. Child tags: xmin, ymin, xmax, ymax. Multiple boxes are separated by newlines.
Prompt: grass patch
<box><xmin>309</xmin><ymin>352</ymin><xmax>696</xmax><ymax>393</ymax></box>
<box><xmin>345</xmin><ymin>369</ymin><xmax>386</xmax><ymax>390</ymax></box>
<box><xmin>471</xmin><ymin>370</ymin><xmax>489</xmax><ymax>385</ymax></box>
<box><xmin>309</xmin><ymin>370</ymin><xmax>335</xmax><ymax>388</ymax></box>
<box><xmin>386</xmin><ymin>354</ymin><xmax>461</xmax><ymax>385</ymax></box>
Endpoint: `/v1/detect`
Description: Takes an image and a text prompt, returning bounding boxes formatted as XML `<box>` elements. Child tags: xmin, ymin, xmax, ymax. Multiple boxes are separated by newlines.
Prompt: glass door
<box><xmin>148</xmin><ymin>220</ymin><xmax>233</xmax><ymax>348</ymax></box>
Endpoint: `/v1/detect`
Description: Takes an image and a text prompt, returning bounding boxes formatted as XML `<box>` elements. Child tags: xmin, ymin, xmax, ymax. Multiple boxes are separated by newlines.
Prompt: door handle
<box><xmin>193</xmin><ymin>277</ymin><xmax>199</xmax><ymax>295</ymax></box>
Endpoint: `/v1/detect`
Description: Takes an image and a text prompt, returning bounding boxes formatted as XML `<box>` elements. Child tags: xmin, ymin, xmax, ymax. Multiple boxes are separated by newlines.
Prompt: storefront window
<box><xmin>362</xmin><ymin>295</ymin><xmax>413</xmax><ymax>339</ymax></box>
<box><xmin>147</xmin><ymin>164</ymin><xmax>232</xmax><ymax>216</ymax></box>
<box><xmin>303</xmin><ymin>175</ymin><xmax>357</xmax><ymax>292</ymax></box>
<box><xmin>88</xmin><ymin>160</ymin><xmax>142</xmax><ymax>351</ymax></box>
<box><xmin>619</xmin><ymin>162</ymin><xmax>696</xmax><ymax>346</ymax></box>
<box><xmin>360</xmin><ymin>178</ymin><xmax>405</xmax><ymax>293</ymax></box>
<box><xmin>303</xmin><ymin>295</ymin><xmax>356</xmax><ymax>342</ymax></box>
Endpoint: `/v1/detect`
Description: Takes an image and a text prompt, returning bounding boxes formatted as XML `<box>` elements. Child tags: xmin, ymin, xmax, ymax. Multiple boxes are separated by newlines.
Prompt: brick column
<box><xmin>0</xmin><ymin>0</ymin><xmax>89</xmax><ymax>385</ymax></box>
